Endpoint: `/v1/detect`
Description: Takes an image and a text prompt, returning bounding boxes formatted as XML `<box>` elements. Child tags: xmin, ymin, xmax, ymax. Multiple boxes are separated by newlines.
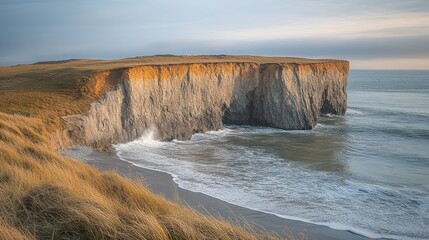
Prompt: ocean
<box><xmin>115</xmin><ymin>70</ymin><xmax>429</xmax><ymax>240</ymax></box>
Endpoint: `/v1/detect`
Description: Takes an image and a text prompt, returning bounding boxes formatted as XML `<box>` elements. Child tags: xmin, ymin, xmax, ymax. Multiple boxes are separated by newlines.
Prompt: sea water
<box><xmin>115</xmin><ymin>70</ymin><xmax>429</xmax><ymax>240</ymax></box>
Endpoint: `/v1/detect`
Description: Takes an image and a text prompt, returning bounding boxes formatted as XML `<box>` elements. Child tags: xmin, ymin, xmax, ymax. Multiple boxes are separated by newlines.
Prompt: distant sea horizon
<box><xmin>2</xmin><ymin>55</ymin><xmax>429</xmax><ymax>71</ymax></box>
<box><xmin>351</xmin><ymin>69</ymin><xmax>429</xmax><ymax>71</ymax></box>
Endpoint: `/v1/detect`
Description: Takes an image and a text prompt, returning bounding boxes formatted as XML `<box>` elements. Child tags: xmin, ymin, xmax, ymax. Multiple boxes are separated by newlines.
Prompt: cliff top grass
<box><xmin>0</xmin><ymin>55</ymin><xmax>342</xmax><ymax>92</ymax></box>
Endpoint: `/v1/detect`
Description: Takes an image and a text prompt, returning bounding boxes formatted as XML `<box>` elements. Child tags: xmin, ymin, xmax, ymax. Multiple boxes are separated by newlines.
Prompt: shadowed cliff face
<box><xmin>63</xmin><ymin>62</ymin><xmax>349</xmax><ymax>148</ymax></box>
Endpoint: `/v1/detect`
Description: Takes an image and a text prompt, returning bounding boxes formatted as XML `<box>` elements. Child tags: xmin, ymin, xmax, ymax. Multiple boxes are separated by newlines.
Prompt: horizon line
<box><xmin>1</xmin><ymin>55</ymin><xmax>428</xmax><ymax>71</ymax></box>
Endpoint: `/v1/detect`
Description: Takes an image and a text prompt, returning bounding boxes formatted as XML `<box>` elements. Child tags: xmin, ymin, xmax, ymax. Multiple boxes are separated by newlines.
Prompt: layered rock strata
<box><xmin>63</xmin><ymin>61</ymin><xmax>349</xmax><ymax>148</ymax></box>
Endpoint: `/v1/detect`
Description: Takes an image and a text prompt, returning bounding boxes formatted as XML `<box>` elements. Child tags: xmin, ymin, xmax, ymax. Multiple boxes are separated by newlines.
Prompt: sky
<box><xmin>1</xmin><ymin>0</ymin><xmax>429</xmax><ymax>69</ymax></box>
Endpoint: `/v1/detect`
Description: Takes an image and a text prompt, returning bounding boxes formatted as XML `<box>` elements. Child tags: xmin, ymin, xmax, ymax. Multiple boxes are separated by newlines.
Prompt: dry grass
<box><xmin>0</xmin><ymin>112</ymin><xmax>285</xmax><ymax>239</ymax></box>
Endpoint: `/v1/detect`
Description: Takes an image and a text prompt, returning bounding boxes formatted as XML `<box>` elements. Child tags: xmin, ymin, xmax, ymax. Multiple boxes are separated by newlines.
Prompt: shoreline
<box><xmin>62</xmin><ymin>147</ymin><xmax>385</xmax><ymax>240</ymax></box>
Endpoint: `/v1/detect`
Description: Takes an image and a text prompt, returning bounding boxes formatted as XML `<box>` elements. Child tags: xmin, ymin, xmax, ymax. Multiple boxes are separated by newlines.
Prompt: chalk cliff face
<box><xmin>63</xmin><ymin>61</ymin><xmax>349</xmax><ymax>148</ymax></box>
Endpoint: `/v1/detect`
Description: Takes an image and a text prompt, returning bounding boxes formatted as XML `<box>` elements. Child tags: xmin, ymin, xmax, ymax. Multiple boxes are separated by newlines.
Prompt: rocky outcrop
<box><xmin>63</xmin><ymin>61</ymin><xmax>349</xmax><ymax>148</ymax></box>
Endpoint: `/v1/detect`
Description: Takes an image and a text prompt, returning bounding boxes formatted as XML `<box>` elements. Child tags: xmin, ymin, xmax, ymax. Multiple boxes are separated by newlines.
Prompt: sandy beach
<box><xmin>62</xmin><ymin>147</ymin><xmax>382</xmax><ymax>240</ymax></box>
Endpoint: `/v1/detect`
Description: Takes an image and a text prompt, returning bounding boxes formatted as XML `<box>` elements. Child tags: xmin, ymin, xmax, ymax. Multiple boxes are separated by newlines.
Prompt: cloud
<box><xmin>0</xmin><ymin>0</ymin><xmax>429</xmax><ymax>68</ymax></box>
<box><xmin>214</xmin><ymin>12</ymin><xmax>429</xmax><ymax>41</ymax></box>
<box><xmin>141</xmin><ymin>35</ymin><xmax>427</xmax><ymax>59</ymax></box>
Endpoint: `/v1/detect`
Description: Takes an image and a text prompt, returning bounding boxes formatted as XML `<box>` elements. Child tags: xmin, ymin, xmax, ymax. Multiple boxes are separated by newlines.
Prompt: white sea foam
<box><xmin>116</xmin><ymin>127</ymin><xmax>164</xmax><ymax>149</ymax></box>
<box><xmin>347</xmin><ymin>108</ymin><xmax>364</xmax><ymax>115</ymax></box>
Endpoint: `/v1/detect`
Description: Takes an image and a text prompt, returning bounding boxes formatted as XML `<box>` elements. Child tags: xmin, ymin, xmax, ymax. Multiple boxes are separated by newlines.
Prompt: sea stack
<box><xmin>63</xmin><ymin>60</ymin><xmax>349</xmax><ymax>148</ymax></box>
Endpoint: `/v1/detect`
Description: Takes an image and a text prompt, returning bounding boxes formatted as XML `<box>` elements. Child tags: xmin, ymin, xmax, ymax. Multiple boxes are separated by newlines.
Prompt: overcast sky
<box><xmin>1</xmin><ymin>0</ymin><xmax>429</xmax><ymax>69</ymax></box>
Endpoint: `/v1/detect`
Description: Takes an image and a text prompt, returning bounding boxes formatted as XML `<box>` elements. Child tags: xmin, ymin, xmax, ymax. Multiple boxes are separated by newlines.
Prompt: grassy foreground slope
<box><xmin>0</xmin><ymin>112</ymin><xmax>277</xmax><ymax>239</ymax></box>
<box><xmin>0</xmin><ymin>55</ymin><xmax>329</xmax><ymax>239</ymax></box>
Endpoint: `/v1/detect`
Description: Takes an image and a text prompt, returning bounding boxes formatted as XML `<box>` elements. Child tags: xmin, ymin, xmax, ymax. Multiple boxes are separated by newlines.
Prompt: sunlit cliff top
<box><xmin>0</xmin><ymin>55</ymin><xmax>347</xmax><ymax>131</ymax></box>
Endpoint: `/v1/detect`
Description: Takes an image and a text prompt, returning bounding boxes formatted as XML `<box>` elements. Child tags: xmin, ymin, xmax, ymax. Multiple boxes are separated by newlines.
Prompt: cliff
<box><xmin>63</xmin><ymin>60</ymin><xmax>349</xmax><ymax>149</ymax></box>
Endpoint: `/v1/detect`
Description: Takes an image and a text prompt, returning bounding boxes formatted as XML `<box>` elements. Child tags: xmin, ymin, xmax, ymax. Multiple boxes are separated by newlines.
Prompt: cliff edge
<box><xmin>62</xmin><ymin>59</ymin><xmax>349</xmax><ymax>148</ymax></box>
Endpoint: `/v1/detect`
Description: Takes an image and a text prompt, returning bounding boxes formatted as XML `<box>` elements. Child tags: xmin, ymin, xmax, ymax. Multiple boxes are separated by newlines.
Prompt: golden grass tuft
<box><xmin>0</xmin><ymin>112</ymin><xmax>282</xmax><ymax>239</ymax></box>
<box><xmin>0</xmin><ymin>219</ymin><xmax>35</xmax><ymax>240</ymax></box>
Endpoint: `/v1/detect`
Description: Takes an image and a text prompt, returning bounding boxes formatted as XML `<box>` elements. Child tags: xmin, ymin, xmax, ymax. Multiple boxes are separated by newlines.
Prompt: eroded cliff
<box><xmin>63</xmin><ymin>61</ymin><xmax>349</xmax><ymax>148</ymax></box>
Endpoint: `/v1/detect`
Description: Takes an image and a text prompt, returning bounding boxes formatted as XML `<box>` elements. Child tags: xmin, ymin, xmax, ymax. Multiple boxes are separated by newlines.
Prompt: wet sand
<box><xmin>62</xmin><ymin>147</ymin><xmax>383</xmax><ymax>240</ymax></box>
